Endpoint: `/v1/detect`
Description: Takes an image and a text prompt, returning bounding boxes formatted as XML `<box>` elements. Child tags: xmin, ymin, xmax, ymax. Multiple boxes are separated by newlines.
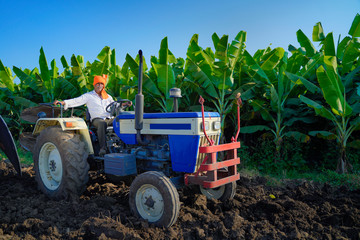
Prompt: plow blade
<box><xmin>0</xmin><ymin>116</ymin><xmax>21</xmax><ymax>176</ymax></box>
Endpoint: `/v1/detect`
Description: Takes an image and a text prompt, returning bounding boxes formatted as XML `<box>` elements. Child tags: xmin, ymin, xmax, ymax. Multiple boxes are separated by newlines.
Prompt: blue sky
<box><xmin>0</xmin><ymin>0</ymin><xmax>359</xmax><ymax>72</ymax></box>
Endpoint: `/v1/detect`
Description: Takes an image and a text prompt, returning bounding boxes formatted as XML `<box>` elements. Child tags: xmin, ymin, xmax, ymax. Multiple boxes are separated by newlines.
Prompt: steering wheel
<box><xmin>106</xmin><ymin>99</ymin><xmax>132</xmax><ymax>116</ymax></box>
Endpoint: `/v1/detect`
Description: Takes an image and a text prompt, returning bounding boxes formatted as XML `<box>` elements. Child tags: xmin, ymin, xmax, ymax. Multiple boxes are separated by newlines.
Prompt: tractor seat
<box><xmin>86</xmin><ymin>110</ymin><xmax>113</xmax><ymax>132</ymax></box>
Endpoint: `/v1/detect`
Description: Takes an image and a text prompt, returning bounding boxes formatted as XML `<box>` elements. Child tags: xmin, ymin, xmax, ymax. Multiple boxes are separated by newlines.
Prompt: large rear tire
<box><xmin>200</xmin><ymin>181</ymin><xmax>236</xmax><ymax>201</ymax></box>
<box><xmin>129</xmin><ymin>171</ymin><xmax>180</xmax><ymax>227</ymax></box>
<box><xmin>33</xmin><ymin>127</ymin><xmax>89</xmax><ymax>200</ymax></box>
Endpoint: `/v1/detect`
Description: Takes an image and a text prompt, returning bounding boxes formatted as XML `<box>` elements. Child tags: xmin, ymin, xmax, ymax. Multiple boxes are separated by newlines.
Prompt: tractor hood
<box><xmin>0</xmin><ymin>116</ymin><xmax>21</xmax><ymax>176</ymax></box>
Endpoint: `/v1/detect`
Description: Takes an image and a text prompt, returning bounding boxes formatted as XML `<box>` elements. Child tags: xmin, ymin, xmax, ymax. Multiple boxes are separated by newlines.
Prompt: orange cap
<box><xmin>93</xmin><ymin>75</ymin><xmax>109</xmax><ymax>99</ymax></box>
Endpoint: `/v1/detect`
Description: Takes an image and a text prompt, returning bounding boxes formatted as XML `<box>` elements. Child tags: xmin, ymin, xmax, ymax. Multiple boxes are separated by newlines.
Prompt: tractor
<box><xmin>19</xmin><ymin>50</ymin><xmax>241</xmax><ymax>227</ymax></box>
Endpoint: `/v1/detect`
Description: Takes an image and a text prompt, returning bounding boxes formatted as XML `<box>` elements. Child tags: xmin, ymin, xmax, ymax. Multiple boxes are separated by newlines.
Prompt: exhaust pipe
<box><xmin>135</xmin><ymin>50</ymin><xmax>148</xmax><ymax>145</ymax></box>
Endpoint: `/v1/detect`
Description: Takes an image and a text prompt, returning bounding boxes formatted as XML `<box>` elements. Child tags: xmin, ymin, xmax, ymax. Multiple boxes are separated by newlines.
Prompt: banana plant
<box><xmin>240</xmin><ymin>48</ymin><xmax>311</xmax><ymax>161</ymax></box>
<box><xmin>56</xmin><ymin>46</ymin><xmax>114</xmax><ymax>101</ymax></box>
<box><xmin>0</xmin><ymin>60</ymin><xmax>37</xmax><ymax>135</ymax></box>
<box><xmin>12</xmin><ymin>47</ymin><xmax>77</xmax><ymax>103</ymax></box>
<box><xmin>184</xmin><ymin>31</ymin><xmax>247</xmax><ymax>141</ymax></box>
<box><xmin>107</xmin><ymin>49</ymin><xmax>137</xmax><ymax>101</ymax></box>
<box><xmin>13</xmin><ymin>47</ymin><xmax>57</xmax><ymax>103</ymax></box>
<box><xmin>126</xmin><ymin>37</ymin><xmax>180</xmax><ymax>112</ymax></box>
<box><xmin>0</xmin><ymin>60</ymin><xmax>16</xmax><ymax>92</ymax></box>
<box><xmin>299</xmin><ymin>15</ymin><xmax>360</xmax><ymax>173</ymax></box>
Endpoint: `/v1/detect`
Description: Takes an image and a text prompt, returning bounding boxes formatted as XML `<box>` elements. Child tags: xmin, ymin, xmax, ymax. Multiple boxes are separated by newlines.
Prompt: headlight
<box><xmin>213</xmin><ymin>121</ymin><xmax>221</xmax><ymax>130</ymax></box>
<box><xmin>201</xmin><ymin>121</ymin><xmax>210</xmax><ymax>131</ymax></box>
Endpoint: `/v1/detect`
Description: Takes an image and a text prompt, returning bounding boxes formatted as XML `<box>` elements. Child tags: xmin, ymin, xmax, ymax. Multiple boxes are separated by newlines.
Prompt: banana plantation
<box><xmin>1</xmin><ymin>14</ymin><xmax>360</xmax><ymax>175</ymax></box>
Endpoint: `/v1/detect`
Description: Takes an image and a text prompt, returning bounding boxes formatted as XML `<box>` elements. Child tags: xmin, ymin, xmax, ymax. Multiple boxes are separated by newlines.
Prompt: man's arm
<box><xmin>54</xmin><ymin>93</ymin><xmax>89</xmax><ymax>110</ymax></box>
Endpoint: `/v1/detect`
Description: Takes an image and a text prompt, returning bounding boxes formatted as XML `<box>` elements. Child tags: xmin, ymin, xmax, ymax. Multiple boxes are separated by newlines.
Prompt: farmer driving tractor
<box><xmin>53</xmin><ymin>75</ymin><xmax>132</xmax><ymax>156</ymax></box>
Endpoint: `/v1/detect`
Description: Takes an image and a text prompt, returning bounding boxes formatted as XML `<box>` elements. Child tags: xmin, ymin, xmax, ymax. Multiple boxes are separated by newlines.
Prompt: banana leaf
<box><xmin>39</xmin><ymin>47</ymin><xmax>51</xmax><ymax>84</ymax></box>
<box><xmin>185</xmin><ymin>38</ymin><xmax>219</xmax><ymax>98</ymax></box>
<box><xmin>243</xmin><ymin>50</ymin><xmax>269</xmax><ymax>82</ymax></box>
<box><xmin>341</xmin><ymin>39</ymin><xmax>360</xmax><ymax>74</ymax></box>
<box><xmin>240</xmin><ymin>125</ymin><xmax>271</xmax><ymax>133</ymax></box>
<box><xmin>228</xmin><ymin>31</ymin><xmax>247</xmax><ymax>70</ymax></box>
<box><xmin>151</xmin><ymin>63</ymin><xmax>175</xmax><ymax>98</ymax></box>
<box><xmin>322</xmin><ymin>33</ymin><xmax>335</xmax><ymax>56</ymax></box>
<box><xmin>260</xmin><ymin>47</ymin><xmax>285</xmax><ymax>74</ymax></box>
<box><xmin>50</xmin><ymin>60</ymin><xmax>59</xmax><ymax>80</ymax></box>
<box><xmin>54</xmin><ymin>77</ymin><xmax>82</xmax><ymax>100</ymax></box>
<box><xmin>248</xmin><ymin>99</ymin><xmax>273</xmax><ymax>121</ymax></box>
<box><xmin>344</xmin><ymin>66</ymin><xmax>360</xmax><ymax>89</ymax></box>
<box><xmin>285</xmin><ymin>72</ymin><xmax>320</xmax><ymax>94</ymax></box>
<box><xmin>348</xmin><ymin>13</ymin><xmax>360</xmax><ymax>37</ymax></box>
<box><xmin>0</xmin><ymin>60</ymin><xmax>15</xmax><ymax>91</ymax></box>
<box><xmin>286</xmin><ymin>51</ymin><xmax>307</xmax><ymax>74</ymax></box>
<box><xmin>70</xmin><ymin>55</ymin><xmax>87</xmax><ymax>89</ymax></box>
<box><xmin>91</xmin><ymin>46</ymin><xmax>111</xmax><ymax>76</ymax></box>
<box><xmin>13</xmin><ymin>67</ymin><xmax>49</xmax><ymax>102</ymax></box>
<box><xmin>296</xmin><ymin>29</ymin><xmax>317</xmax><ymax>57</ymax></box>
<box><xmin>317</xmin><ymin>58</ymin><xmax>352</xmax><ymax>116</ymax></box>
<box><xmin>299</xmin><ymin>52</ymin><xmax>323</xmax><ymax>79</ymax></box>
<box><xmin>309</xmin><ymin>131</ymin><xmax>337</xmax><ymax>140</ymax></box>
<box><xmin>61</xmin><ymin>55</ymin><xmax>70</xmax><ymax>69</ymax></box>
<box><xmin>125</xmin><ymin>53</ymin><xmax>162</xmax><ymax>97</ymax></box>
<box><xmin>152</xmin><ymin>37</ymin><xmax>176</xmax><ymax>98</ymax></box>
<box><xmin>283</xmin><ymin>131</ymin><xmax>310</xmax><ymax>143</ymax></box>
<box><xmin>299</xmin><ymin>95</ymin><xmax>336</xmax><ymax>121</ymax></box>
<box><xmin>312</xmin><ymin>22</ymin><xmax>325</xmax><ymax>42</ymax></box>
<box><xmin>337</xmin><ymin>36</ymin><xmax>352</xmax><ymax>60</ymax></box>
<box><xmin>213</xmin><ymin>33</ymin><xmax>228</xmax><ymax>62</ymax></box>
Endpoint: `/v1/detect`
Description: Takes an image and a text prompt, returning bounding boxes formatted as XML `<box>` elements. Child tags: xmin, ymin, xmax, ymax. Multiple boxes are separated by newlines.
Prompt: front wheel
<box><xmin>33</xmin><ymin>127</ymin><xmax>89</xmax><ymax>200</ymax></box>
<box><xmin>129</xmin><ymin>171</ymin><xmax>180</xmax><ymax>227</ymax></box>
<box><xmin>200</xmin><ymin>181</ymin><xmax>237</xmax><ymax>201</ymax></box>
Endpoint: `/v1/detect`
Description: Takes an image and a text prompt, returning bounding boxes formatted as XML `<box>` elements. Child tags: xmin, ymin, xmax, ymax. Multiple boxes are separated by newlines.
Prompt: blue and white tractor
<box><xmin>20</xmin><ymin>50</ymin><xmax>241</xmax><ymax>227</ymax></box>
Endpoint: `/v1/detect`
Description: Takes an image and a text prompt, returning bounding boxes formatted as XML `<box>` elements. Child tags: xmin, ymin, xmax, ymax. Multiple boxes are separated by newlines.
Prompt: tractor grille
<box><xmin>195</xmin><ymin>134</ymin><xmax>220</xmax><ymax>172</ymax></box>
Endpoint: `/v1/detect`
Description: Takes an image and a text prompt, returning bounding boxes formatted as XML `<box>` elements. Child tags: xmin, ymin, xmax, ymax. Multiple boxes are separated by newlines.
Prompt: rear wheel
<box><xmin>33</xmin><ymin>127</ymin><xmax>89</xmax><ymax>200</ymax></box>
<box><xmin>129</xmin><ymin>171</ymin><xmax>180</xmax><ymax>227</ymax></box>
<box><xmin>200</xmin><ymin>181</ymin><xmax>236</xmax><ymax>201</ymax></box>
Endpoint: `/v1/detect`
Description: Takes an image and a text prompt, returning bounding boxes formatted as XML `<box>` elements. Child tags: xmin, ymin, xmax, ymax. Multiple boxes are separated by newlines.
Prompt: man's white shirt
<box><xmin>64</xmin><ymin>90</ymin><xmax>114</xmax><ymax>120</ymax></box>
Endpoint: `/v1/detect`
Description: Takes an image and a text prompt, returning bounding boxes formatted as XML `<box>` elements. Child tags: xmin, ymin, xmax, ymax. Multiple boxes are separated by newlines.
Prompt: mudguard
<box><xmin>0</xmin><ymin>115</ymin><xmax>21</xmax><ymax>176</ymax></box>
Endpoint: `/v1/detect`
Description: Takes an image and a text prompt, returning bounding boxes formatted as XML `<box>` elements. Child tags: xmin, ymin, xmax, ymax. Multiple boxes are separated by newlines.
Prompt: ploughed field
<box><xmin>0</xmin><ymin>161</ymin><xmax>359</xmax><ymax>239</ymax></box>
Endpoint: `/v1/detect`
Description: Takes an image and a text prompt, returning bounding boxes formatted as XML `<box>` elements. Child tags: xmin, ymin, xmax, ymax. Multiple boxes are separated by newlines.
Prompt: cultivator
<box><xmin>185</xmin><ymin>95</ymin><xmax>241</xmax><ymax>189</ymax></box>
<box><xmin>0</xmin><ymin>115</ymin><xmax>21</xmax><ymax>176</ymax></box>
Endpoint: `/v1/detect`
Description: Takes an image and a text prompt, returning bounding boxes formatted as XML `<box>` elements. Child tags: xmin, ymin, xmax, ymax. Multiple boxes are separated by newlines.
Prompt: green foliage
<box><xmin>298</xmin><ymin>20</ymin><xmax>360</xmax><ymax>173</ymax></box>
<box><xmin>17</xmin><ymin>146</ymin><xmax>33</xmax><ymax>166</ymax></box>
<box><xmin>0</xmin><ymin>13</ymin><xmax>360</xmax><ymax>177</ymax></box>
<box><xmin>241</xmin><ymin>138</ymin><xmax>308</xmax><ymax>175</ymax></box>
<box><xmin>306</xmin><ymin>170</ymin><xmax>360</xmax><ymax>190</ymax></box>
<box><xmin>0</xmin><ymin>142</ymin><xmax>33</xmax><ymax>166</ymax></box>
<box><xmin>185</xmin><ymin>31</ymin><xmax>247</xmax><ymax>140</ymax></box>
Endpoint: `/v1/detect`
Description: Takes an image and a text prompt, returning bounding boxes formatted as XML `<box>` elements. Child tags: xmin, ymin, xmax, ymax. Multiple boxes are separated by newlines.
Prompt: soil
<box><xmin>0</xmin><ymin>161</ymin><xmax>359</xmax><ymax>240</ymax></box>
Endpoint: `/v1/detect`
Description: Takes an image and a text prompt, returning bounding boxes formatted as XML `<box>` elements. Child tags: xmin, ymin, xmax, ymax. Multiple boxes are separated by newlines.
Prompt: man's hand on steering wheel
<box><xmin>121</xmin><ymin>101</ymin><xmax>132</xmax><ymax>108</ymax></box>
<box><xmin>106</xmin><ymin>99</ymin><xmax>132</xmax><ymax>115</ymax></box>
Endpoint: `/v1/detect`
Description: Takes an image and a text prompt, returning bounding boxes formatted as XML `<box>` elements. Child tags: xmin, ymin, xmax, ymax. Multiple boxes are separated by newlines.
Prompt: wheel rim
<box><xmin>135</xmin><ymin>184</ymin><xmax>164</xmax><ymax>222</ymax></box>
<box><xmin>38</xmin><ymin>142</ymin><xmax>63</xmax><ymax>191</ymax></box>
<box><xmin>200</xmin><ymin>185</ymin><xmax>225</xmax><ymax>200</ymax></box>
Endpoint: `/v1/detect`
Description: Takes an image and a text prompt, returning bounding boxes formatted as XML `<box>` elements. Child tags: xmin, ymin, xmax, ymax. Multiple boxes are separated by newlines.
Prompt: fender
<box><xmin>0</xmin><ymin>115</ymin><xmax>21</xmax><ymax>176</ymax></box>
<box><xmin>33</xmin><ymin>118</ymin><xmax>94</xmax><ymax>154</ymax></box>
